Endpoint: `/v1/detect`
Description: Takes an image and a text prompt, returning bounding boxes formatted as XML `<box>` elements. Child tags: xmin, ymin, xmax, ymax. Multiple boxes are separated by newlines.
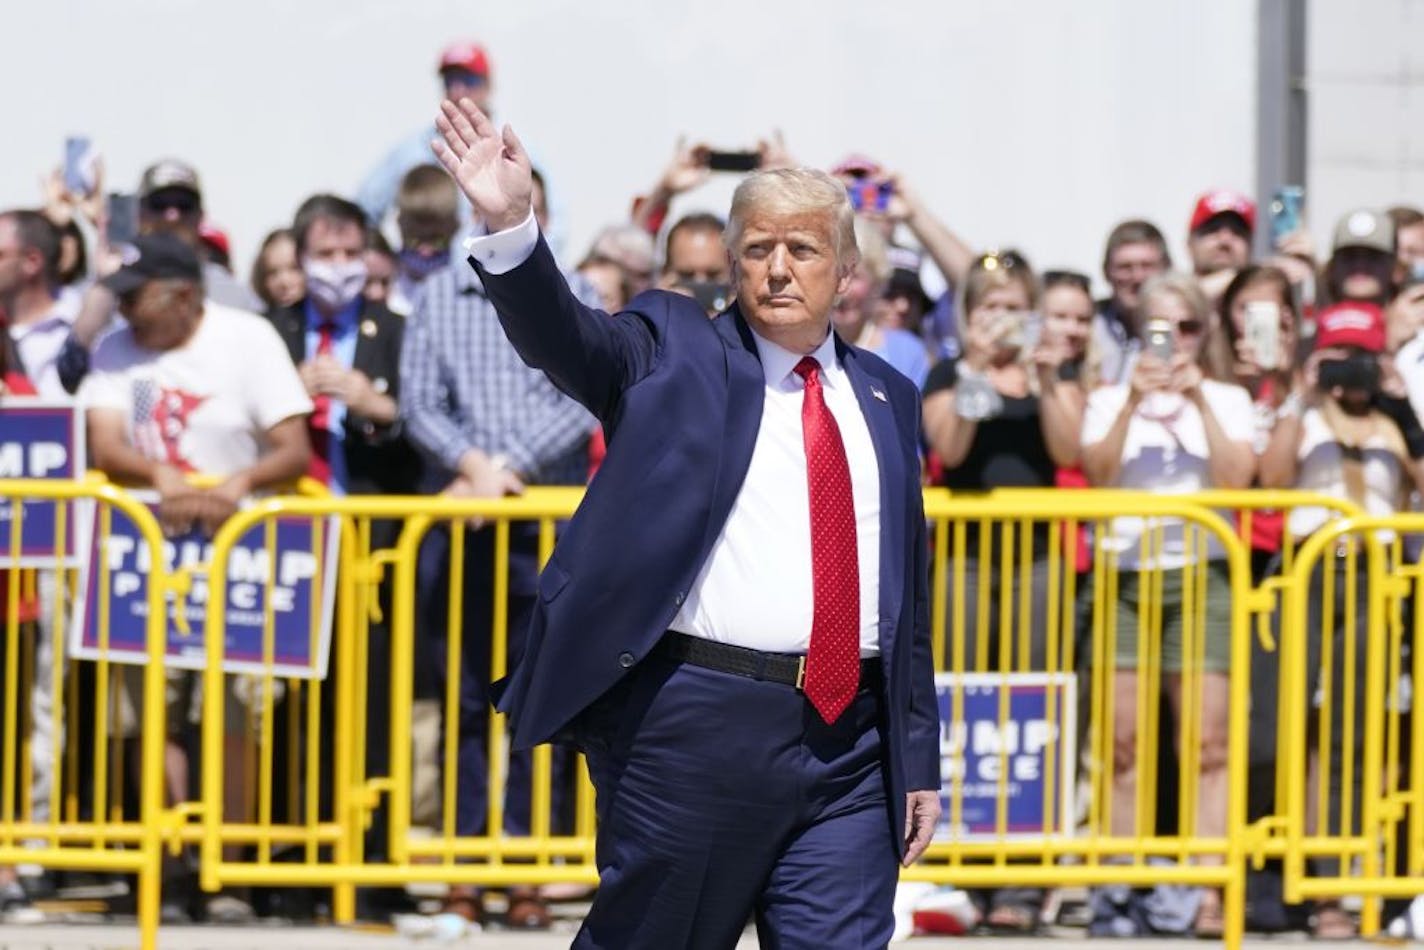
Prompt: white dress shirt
<box><xmin>467</xmin><ymin>212</ymin><xmax>883</xmax><ymax>655</ymax></box>
<box><xmin>10</xmin><ymin>293</ymin><xmax>79</xmax><ymax>400</ymax></box>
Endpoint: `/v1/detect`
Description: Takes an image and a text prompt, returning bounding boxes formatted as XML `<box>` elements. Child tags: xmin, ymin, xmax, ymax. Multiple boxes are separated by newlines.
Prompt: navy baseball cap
<box><xmin>102</xmin><ymin>233</ymin><xmax>203</xmax><ymax>295</ymax></box>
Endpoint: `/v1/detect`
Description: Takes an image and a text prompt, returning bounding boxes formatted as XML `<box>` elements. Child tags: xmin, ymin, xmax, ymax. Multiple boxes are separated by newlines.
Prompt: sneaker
<box><xmin>205</xmin><ymin>894</ymin><xmax>257</xmax><ymax>924</ymax></box>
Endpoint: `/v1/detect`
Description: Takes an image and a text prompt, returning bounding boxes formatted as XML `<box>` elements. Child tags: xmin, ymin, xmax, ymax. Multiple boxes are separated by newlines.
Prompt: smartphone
<box><xmin>1318</xmin><ymin>355</ymin><xmax>1379</xmax><ymax>392</ymax></box>
<box><xmin>105</xmin><ymin>193</ymin><xmax>139</xmax><ymax>246</ymax></box>
<box><xmin>1244</xmin><ymin>301</ymin><xmax>1282</xmax><ymax>370</ymax></box>
<box><xmin>1145</xmin><ymin>317</ymin><xmax>1174</xmax><ymax>361</ymax></box>
<box><xmin>847</xmin><ymin>179</ymin><xmax>894</xmax><ymax>213</ymax></box>
<box><xmin>1269</xmin><ymin>185</ymin><xmax>1304</xmax><ymax>249</ymax></box>
<box><xmin>64</xmin><ymin>135</ymin><xmax>96</xmax><ymax>194</ymax></box>
<box><xmin>706</xmin><ymin>150</ymin><xmax>760</xmax><ymax>173</ymax></box>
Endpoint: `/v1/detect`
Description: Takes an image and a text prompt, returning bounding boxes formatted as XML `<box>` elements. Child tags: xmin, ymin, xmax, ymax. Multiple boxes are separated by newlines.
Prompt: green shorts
<box><xmin>1112</xmin><ymin>560</ymin><xmax>1232</xmax><ymax>674</ymax></box>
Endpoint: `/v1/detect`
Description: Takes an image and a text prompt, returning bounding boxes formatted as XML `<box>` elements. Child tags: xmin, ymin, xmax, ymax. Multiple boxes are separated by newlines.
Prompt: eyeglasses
<box><xmin>1153</xmin><ymin>317</ymin><xmax>1204</xmax><ymax>336</ymax></box>
<box><xmin>1042</xmin><ymin>270</ymin><xmax>1091</xmax><ymax>293</ymax></box>
<box><xmin>974</xmin><ymin>249</ymin><xmax>1029</xmax><ymax>273</ymax></box>
<box><xmin>143</xmin><ymin>191</ymin><xmax>200</xmax><ymax>216</ymax></box>
<box><xmin>442</xmin><ymin>69</ymin><xmax>488</xmax><ymax>89</ymax></box>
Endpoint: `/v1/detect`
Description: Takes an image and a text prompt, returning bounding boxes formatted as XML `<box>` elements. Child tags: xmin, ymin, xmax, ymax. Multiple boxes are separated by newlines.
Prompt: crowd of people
<box><xmin>1</xmin><ymin>37</ymin><xmax>1422</xmax><ymax>938</ymax></box>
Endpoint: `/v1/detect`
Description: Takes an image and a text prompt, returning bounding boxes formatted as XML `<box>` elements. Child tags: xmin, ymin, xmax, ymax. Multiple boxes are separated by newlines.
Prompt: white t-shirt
<box><xmin>1288</xmin><ymin>408</ymin><xmax>1404</xmax><ymax>538</ymax></box>
<box><xmin>80</xmin><ymin>302</ymin><xmax>312</xmax><ymax>478</ymax></box>
<box><xmin>1081</xmin><ymin>379</ymin><xmax>1254</xmax><ymax>568</ymax></box>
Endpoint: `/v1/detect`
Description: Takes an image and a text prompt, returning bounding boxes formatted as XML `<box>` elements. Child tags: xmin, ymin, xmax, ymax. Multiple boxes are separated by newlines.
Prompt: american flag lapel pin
<box><xmin>871</xmin><ymin>387</ymin><xmax>887</xmax><ymax>402</ymax></box>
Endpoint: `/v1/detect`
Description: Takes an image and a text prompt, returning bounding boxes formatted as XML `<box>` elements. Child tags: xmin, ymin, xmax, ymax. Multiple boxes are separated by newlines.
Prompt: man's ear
<box><xmin>835</xmin><ymin>261</ymin><xmax>856</xmax><ymax>299</ymax></box>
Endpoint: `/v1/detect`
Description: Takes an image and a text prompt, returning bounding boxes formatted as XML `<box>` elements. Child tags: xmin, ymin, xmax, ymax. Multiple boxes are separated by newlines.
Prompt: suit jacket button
<box><xmin>618</xmin><ymin>652</ymin><xmax>635</xmax><ymax>669</ymax></box>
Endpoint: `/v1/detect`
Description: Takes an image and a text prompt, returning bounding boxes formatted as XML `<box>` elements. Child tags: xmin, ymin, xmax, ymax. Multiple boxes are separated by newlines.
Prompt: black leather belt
<box><xmin>655</xmin><ymin>631</ymin><xmax>881</xmax><ymax>691</ymax></box>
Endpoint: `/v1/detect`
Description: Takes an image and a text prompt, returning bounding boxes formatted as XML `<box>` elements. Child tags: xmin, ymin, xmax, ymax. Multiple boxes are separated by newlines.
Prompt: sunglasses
<box><xmin>1042</xmin><ymin>270</ymin><xmax>1091</xmax><ymax>293</ymax></box>
<box><xmin>143</xmin><ymin>190</ymin><xmax>200</xmax><ymax>216</ymax></box>
<box><xmin>1152</xmin><ymin>317</ymin><xmax>1205</xmax><ymax>336</ymax></box>
<box><xmin>974</xmin><ymin>249</ymin><xmax>1029</xmax><ymax>273</ymax></box>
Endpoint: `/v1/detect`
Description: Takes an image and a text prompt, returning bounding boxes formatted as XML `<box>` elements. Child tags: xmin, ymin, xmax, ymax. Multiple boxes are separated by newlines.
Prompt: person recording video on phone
<box><xmin>1256</xmin><ymin>301</ymin><xmax>1424</xmax><ymax>939</ymax></box>
<box><xmin>1080</xmin><ymin>273</ymin><xmax>1255</xmax><ymax>935</ymax></box>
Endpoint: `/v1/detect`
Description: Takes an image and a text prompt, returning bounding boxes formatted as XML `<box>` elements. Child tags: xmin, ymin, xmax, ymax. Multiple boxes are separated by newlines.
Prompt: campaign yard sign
<box><xmin>0</xmin><ymin>400</ymin><xmax>84</xmax><ymax>566</ymax></box>
<box><xmin>934</xmin><ymin>673</ymin><xmax>1077</xmax><ymax>841</ymax></box>
<box><xmin>69</xmin><ymin>492</ymin><xmax>339</xmax><ymax>678</ymax></box>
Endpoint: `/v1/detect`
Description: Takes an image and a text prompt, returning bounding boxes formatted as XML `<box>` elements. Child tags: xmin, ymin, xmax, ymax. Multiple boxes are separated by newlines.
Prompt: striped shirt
<box><xmin>399</xmin><ymin>260</ymin><xmax>596</xmax><ymax>488</ymax></box>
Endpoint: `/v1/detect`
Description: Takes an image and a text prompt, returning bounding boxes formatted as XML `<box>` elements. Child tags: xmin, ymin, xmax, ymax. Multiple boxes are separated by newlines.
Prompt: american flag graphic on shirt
<box><xmin>132</xmin><ymin>379</ymin><xmax>209</xmax><ymax>472</ymax></box>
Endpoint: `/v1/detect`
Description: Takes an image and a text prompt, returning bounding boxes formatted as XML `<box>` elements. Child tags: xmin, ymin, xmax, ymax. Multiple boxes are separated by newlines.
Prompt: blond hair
<box><xmin>1137</xmin><ymin>272</ymin><xmax>1230</xmax><ymax>379</ymax></box>
<box><xmin>725</xmin><ymin>168</ymin><xmax>858</xmax><ymax>270</ymax></box>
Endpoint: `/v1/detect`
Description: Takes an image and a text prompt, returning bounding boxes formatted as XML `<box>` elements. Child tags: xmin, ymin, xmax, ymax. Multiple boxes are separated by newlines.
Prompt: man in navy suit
<box><xmin>433</xmin><ymin>98</ymin><xmax>941</xmax><ymax>949</ymax></box>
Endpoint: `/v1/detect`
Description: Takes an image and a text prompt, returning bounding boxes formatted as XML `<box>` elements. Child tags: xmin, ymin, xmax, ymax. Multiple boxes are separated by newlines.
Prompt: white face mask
<box><xmin>304</xmin><ymin>258</ymin><xmax>367</xmax><ymax>313</ymax></box>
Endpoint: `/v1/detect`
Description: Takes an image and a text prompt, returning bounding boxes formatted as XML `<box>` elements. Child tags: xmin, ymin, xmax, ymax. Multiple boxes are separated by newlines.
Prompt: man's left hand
<box><xmin>903</xmin><ymin>790</ymin><xmax>941</xmax><ymax>866</ymax></box>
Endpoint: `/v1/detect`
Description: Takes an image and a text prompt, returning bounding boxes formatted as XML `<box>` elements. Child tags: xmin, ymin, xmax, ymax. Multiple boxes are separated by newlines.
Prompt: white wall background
<box><xmin>3</xmin><ymin>0</ymin><xmax>1260</xmax><ymax>295</ymax></box>
<box><xmin>1307</xmin><ymin>0</ymin><xmax>1424</xmax><ymax>240</ymax></box>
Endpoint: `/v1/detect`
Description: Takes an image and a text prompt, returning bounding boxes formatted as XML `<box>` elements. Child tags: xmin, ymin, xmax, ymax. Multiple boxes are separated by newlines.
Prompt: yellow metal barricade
<box><xmin>193</xmin><ymin>490</ymin><xmax>594</xmax><ymax>923</ymax></box>
<box><xmin>1280</xmin><ymin>514</ymin><xmax>1424</xmax><ymax>936</ymax></box>
<box><xmin>910</xmin><ymin>489</ymin><xmax>1255</xmax><ymax>947</ymax></box>
<box><xmin>0</xmin><ymin>478</ymin><xmax>172</xmax><ymax>950</ymax></box>
<box><xmin>179</xmin><ymin>485</ymin><xmax>1424</xmax><ymax>948</ymax></box>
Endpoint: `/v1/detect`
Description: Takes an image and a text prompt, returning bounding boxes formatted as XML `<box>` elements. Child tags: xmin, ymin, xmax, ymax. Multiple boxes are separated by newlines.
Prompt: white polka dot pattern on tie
<box><xmin>792</xmin><ymin>356</ymin><xmax>860</xmax><ymax>724</ymax></box>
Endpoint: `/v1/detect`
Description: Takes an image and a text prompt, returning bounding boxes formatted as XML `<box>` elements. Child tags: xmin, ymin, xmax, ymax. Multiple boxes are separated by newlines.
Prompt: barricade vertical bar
<box><xmin>1358</xmin><ymin>539</ymin><xmax>1388</xmax><ymax>937</ymax></box>
<box><xmin>488</xmin><ymin>517</ymin><xmax>511</xmax><ymax>857</ymax></box>
<box><xmin>441</xmin><ymin>521</ymin><xmax>465</xmax><ymax>856</ymax></box>
<box><xmin>387</xmin><ymin>514</ymin><xmax>429</xmax><ymax>865</ymax></box>
<box><xmin>330</xmin><ymin>516</ymin><xmax>357</xmax><ymax>924</ymax></box>
<box><xmin>1222</xmin><ymin>525</ymin><xmax>1252</xmax><ymax>950</ymax></box>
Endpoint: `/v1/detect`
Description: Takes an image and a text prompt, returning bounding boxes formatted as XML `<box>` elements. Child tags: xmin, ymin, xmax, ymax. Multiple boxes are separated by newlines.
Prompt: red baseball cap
<box><xmin>1314</xmin><ymin>302</ymin><xmax>1386</xmax><ymax>353</ymax></box>
<box><xmin>197</xmin><ymin>221</ymin><xmax>230</xmax><ymax>261</ymax></box>
<box><xmin>438</xmin><ymin>42</ymin><xmax>491</xmax><ymax>79</ymax></box>
<box><xmin>1189</xmin><ymin>189</ymin><xmax>1256</xmax><ymax>234</ymax></box>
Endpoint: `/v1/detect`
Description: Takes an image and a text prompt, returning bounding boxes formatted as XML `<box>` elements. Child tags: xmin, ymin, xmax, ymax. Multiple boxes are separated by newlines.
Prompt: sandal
<box><xmin>1313</xmin><ymin>902</ymin><xmax>1357</xmax><ymax>940</ymax></box>
<box><xmin>986</xmin><ymin>902</ymin><xmax>1039</xmax><ymax>933</ymax></box>
<box><xmin>441</xmin><ymin>886</ymin><xmax>483</xmax><ymax>925</ymax></box>
<box><xmin>1194</xmin><ymin>893</ymin><xmax>1225</xmax><ymax>938</ymax></box>
<box><xmin>505</xmin><ymin>894</ymin><xmax>552</xmax><ymax>930</ymax></box>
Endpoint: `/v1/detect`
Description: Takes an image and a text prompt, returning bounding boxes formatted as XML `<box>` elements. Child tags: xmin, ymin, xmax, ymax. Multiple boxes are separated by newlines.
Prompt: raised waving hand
<box><xmin>431</xmin><ymin>98</ymin><xmax>533</xmax><ymax>233</ymax></box>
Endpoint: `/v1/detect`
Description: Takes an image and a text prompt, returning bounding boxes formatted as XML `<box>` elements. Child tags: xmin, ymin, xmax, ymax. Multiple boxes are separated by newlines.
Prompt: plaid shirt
<box><xmin>399</xmin><ymin>261</ymin><xmax>596</xmax><ymax>487</ymax></box>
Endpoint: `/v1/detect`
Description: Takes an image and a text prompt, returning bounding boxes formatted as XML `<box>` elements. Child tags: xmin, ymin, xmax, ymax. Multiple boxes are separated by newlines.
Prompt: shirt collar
<box><xmin>748</xmin><ymin>324</ymin><xmax>843</xmax><ymax>391</ymax></box>
<box><xmin>304</xmin><ymin>296</ymin><xmax>361</xmax><ymax>333</ymax></box>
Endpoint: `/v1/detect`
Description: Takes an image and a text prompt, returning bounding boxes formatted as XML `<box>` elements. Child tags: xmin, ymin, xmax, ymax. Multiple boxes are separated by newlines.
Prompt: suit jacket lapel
<box><xmin>837</xmin><ymin>340</ymin><xmax>907</xmax><ymax>659</ymax></box>
<box><xmin>700</xmin><ymin>306</ymin><xmax>765</xmax><ymax>558</ymax></box>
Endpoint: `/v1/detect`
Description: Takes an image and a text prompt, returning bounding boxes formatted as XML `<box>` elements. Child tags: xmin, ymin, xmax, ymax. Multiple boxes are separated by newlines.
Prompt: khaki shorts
<box><xmin>116</xmin><ymin>667</ymin><xmax>283</xmax><ymax>739</ymax></box>
<box><xmin>1112</xmin><ymin>560</ymin><xmax>1232</xmax><ymax>674</ymax></box>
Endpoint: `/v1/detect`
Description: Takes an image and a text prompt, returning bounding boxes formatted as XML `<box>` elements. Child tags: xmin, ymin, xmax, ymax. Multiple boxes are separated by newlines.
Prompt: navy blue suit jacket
<box><xmin>475</xmin><ymin>237</ymin><xmax>940</xmax><ymax>854</ymax></box>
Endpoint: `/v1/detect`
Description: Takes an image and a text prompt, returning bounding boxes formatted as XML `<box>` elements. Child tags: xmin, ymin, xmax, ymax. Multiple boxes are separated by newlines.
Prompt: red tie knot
<box><xmin>794</xmin><ymin>356</ymin><xmax>821</xmax><ymax>384</ymax></box>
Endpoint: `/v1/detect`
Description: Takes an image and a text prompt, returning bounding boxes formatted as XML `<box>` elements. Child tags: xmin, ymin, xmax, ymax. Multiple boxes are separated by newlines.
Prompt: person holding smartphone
<box><xmin>1257</xmin><ymin>301</ymin><xmax>1424</xmax><ymax>938</ymax></box>
<box><xmin>1080</xmin><ymin>272</ymin><xmax>1255</xmax><ymax>937</ymax></box>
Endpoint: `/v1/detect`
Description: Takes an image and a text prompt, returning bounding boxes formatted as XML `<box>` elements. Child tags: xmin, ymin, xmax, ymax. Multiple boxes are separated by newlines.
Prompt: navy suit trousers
<box><xmin>572</xmin><ymin>654</ymin><xmax>898</xmax><ymax>949</ymax></box>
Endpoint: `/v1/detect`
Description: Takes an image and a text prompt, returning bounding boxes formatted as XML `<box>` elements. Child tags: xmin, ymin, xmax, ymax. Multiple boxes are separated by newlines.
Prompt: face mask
<box><xmin>398</xmin><ymin>247</ymin><xmax>451</xmax><ymax>282</ymax></box>
<box><xmin>304</xmin><ymin>258</ymin><xmax>367</xmax><ymax>313</ymax></box>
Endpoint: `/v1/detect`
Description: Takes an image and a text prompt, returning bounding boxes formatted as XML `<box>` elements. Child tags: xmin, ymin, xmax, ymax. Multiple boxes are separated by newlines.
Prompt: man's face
<box><xmin>660</xmin><ymin>228</ymin><xmax>729</xmax><ymax>288</ymax></box>
<box><xmin>139</xmin><ymin>187</ymin><xmax>202</xmax><ymax>239</ymax></box>
<box><xmin>442</xmin><ymin>69</ymin><xmax>492</xmax><ymax>112</ymax></box>
<box><xmin>302</xmin><ymin>217</ymin><xmax>365</xmax><ymax>267</ymax></box>
<box><xmin>119</xmin><ymin>280</ymin><xmax>201</xmax><ymax>351</ymax></box>
<box><xmin>731</xmin><ymin>211</ymin><xmax>850</xmax><ymax>353</ymax></box>
<box><xmin>1397</xmin><ymin>221</ymin><xmax>1424</xmax><ymax>275</ymax></box>
<box><xmin>1188</xmin><ymin>215</ymin><xmax>1251</xmax><ymax>275</ymax></box>
<box><xmin>1336</xmin><ymin>247</ymin><xmax>1392</xmax><ymax>301</ymax></box>
<box><xmin>1105</xmin><ymin>240</ymin><xmax>1168</xmax><ymax>315</ymax></box>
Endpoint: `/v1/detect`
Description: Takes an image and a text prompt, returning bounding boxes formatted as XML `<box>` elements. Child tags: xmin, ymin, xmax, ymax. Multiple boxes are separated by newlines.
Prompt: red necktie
<box><xmin>307</xmin><ymin>321</ymin><xmax>336</xmax><ymax>485</ymax></box>
<box><xmin>793</xmin><ymin>356</ymin><xmax>860</xmax><ymax>724</ymax></box>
